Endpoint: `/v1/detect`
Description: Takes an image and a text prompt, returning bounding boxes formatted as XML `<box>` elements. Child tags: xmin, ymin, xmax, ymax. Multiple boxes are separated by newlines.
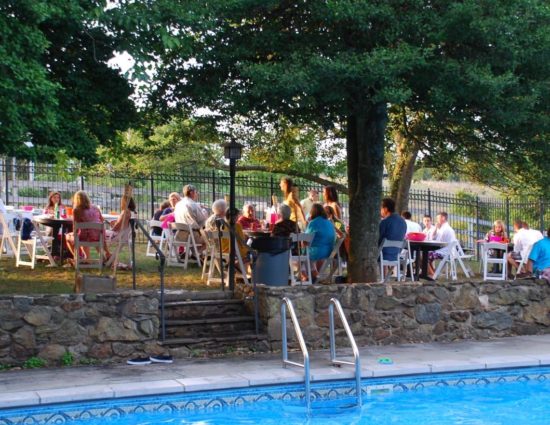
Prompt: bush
<box><xmin>61</xmin><ymin>351</ymin><xmax>74</xmax><ymax>366</ymax></box>
<box><xmin>22</xmin><ymin>357</ymin><xmax>46</xmax><ymax>369</ymax></box>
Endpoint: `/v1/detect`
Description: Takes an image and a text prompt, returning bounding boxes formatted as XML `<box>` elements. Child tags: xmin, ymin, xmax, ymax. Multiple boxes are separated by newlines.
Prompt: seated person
<box><xmin>324</xmin><ymin>205</ymin><xmax>346</xmax><ymax>238</ymax></box>
<box><xmin>151</xmin><ymin>200</ymin><xmax>170</xmax><ymax>236</ymax></box>
<box><xmin>174</xmin><ymin>184</ymin><xmax>208</xmax><ymax>252</ymax></box>
<box><xmin>484</xmin><ymin>220</ymin><xmax>508</xmax><ymax>242</ymax></box>
<box><xmin>401</xmin><ymin>211</ymin><xmax>422</xmax><ymax>234</ymax></box>
<box><xmin>217</xmin><ymin>208</ymin><xmax>250</xmax><ymax>268</ymax></box>
<box><xmin>305</xmin><ymin>203</ymin><xmax>336</xmax><ymax>280</ymax></box>
<box><xmin>507</xmin><ymin>219</ymin><xmax>544</xmax><ymax>274</ymax></box>
<box><xmin>379</xmin><ymin>198</ymin><xmax>407</xmax><ymax>262</ymax></box>
<box><xmin>526</xmin><ymin>227</ymin><xmax>550</xmax><ymax>282</ymax></box>
<box><xmin>422</xmin><ymin>214</ymin><xmax>436</xmax><ymax>241</ymax></box>
<box><xmin>43</xmin><ymin>191</ymin><xmax>67</xmax><ymax>217</ymax></box>
<box><xmin>160</xmin><ymin>192</ymin><xmax>181</xmax><ymax>222</ymax></box>
<box><xmin>66</xmin><ymin>190</ymin><xmax>110</xmax><ymax>264</ymax></box>
<box><xmin>106</xmin><ymin>195</ymin><xmax>136</xmax><ymax>241</ymax></box>
<box><xmin>237</xmin><ymin>203</ymin><xmax>261</xmax><ymax>230</ymax></box>
<box><xmin>272</xmin><ymin>204</ymin><xmax>298</xmax><ymax>238</ymax></box>
<box><xmin>205</xmin><ymin>199</ymin><xmax>228</xmax><ymax>232</ymax></box>
<box><xmin>428</xmin><ymin>211</ymin><xmax>457</xmax><ymax>277</ymax></box>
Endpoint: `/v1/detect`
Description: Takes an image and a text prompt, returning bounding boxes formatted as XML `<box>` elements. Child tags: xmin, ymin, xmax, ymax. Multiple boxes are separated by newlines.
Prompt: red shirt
<box><xmin>237</xmin><ymin>215</ymin><xmax>260</xmax><ymax>230</ymax></box>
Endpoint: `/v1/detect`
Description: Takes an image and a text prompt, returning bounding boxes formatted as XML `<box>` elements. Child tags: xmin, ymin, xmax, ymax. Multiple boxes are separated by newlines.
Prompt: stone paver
<box><xmin>1</xmin><ymin>334</ymin><xmax>550</xmax><ymax>408</ymax></box>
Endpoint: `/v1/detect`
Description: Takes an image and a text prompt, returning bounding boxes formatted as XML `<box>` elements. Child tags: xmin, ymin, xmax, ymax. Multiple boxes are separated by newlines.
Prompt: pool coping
<box><xmin>2</xmin><ymin>334</ymin><xmax>550</xmax><ymax>409</ymax></box>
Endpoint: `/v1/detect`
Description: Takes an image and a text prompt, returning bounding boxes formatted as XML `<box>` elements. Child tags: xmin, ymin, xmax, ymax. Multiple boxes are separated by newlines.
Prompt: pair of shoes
<box><xmin>127</xmin><ymin>355</ymin><xmax>173</xmax><ymax>365</ymax></box>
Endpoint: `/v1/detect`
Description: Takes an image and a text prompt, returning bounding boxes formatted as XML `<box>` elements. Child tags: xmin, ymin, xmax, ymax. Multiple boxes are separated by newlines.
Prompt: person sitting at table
<box><xmin>401</xmin><ymin>211</ymin><xmax>422</xmax><ymax>234</ymax></box>
<box><xmin>272</xmin><ymin>204</ymin><xmax>298</xmax><ymax>237</ymax></box>
<box><xmin>151</xmin><ymin>200</ymin><xmax>170</xmax><ymax>236</ymax></box>
<box><xmin>237</xmin><ymin>203</ymin><xmax>261</xmax><ymax>230</ymax></box>
<box><xmin>323</xmin><ymin>185</ymin><xmax>342</xmax><ymax>220</ymax></box>
<box><xmin>43</xmin><ymin>191</ymin><xmax>67</xmax><ymax>217</ymax></box>
<box><xmin>280</xmin><ymin>177</ymin><xmax>306</xmax><ymax>230</ymax></box>
<box><xmin>484</xmin><ymin>220</ymin><xmax>508</xmax><ymax>242</ymax></box>
<box><xmin>422</xmin><ymin>214</ymin><xmax>436</xmax><ymax>241</ymax></box>
<box><xmin>160</xmin><ymin>192</ymin><xmax>181</xmax><ymax>222</ymax></box>
<box><xmin>106</xmin><ymin>195</ymin><xmax>136</xmax><ymax>241</ymax></box>
<box><xmin>507</xmin><ymin>219</ymin><xmax>543</xmax><ymax>275</ymax></box>
<box><xmin>379</xmin><ymin>198</ymin><xmax>407</xmax><ymax>263</ymax></box>
<box><xmin>174</xmin><ymin>184</ymin><xmax>208</xmax><ymax>252</ymax></box>
<box><xmin>65</xmin><ymin>190</ymin><xmax>110</xmax><ymax>264</ymax></box>
<box><xmin>427</xmin><ymin>211</ymin><xmax>457</xmax><ymax>277</ymax></box>
<box><xmin>205</xmin><ymin>199</ymin><xmax>228</xmax><ymax>232</ymax></box>
<box><xmin>305</xmin><ymin>203</ymin><xmax>336</xmax><ymax>281</ymax></box>
<box><xmin>526</xmin><ymin>227</ymin><xmax>550</xmax><ymax>282</ymax></box>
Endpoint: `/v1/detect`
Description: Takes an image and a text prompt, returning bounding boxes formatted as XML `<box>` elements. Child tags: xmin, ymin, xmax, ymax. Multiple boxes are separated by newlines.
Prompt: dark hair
<box><xmin>159</xmin><ymin>200</ymin><xmax>171</xmax><ymax>211</ymax></box>
<box><xmin>401</xmin><ymin>211</ymin><xmax>412</xmax><ymax>220</ymax></box>
<box><xmin>547</xmin><ymin>227</ymin><xmax>550</xmax><ymax>237</ymax></box>
<box><xmin>513</xmin><ymin>219</ymin><xmax>523</xmax><ymax>229</ymax></box>
<box><xmin>225</xmin><ymin>207</ymin><xmax>240</xmax><ymax>221</ymax></box>
<box><xmin>280</xmin><ymin>177</ymin><xmax>293</xmax><ymax>197</ymax></box>
<box><xmin>127</xmin><ymin>197</ymin><xmax>137</xmax><ymax>213</ymax></box>
<box><xmin>323</xmin><ymin>185</ymin><xmax>339</xmax><ymax>204</ymax></box>
<box><xmin>324</xmin><ymin>205</ymin><xmax>335</xmax><ymax>218</ymax></box>
<box><xmin>381</xmin><ymin>198</ymin><xmax>396</xmax><ymax>213</ymax></box>
<box><xmin>423</xmin><ymin>214</ymin><xmax>432</xmax><ymax>219</ymax></box>
<box><xmin>310</xmin><ymin>203</ymin><xmax>327</xmax><ymax>220</ymax></box>
<box><xmin>437</xmin><ymin>211</ymin><xmax>448</xmax><ymax>220</ymax></box>
<box><xmin>522</xmin><ymin>221</ymin><xmax>530</xmax><ymax>229</ymax></box>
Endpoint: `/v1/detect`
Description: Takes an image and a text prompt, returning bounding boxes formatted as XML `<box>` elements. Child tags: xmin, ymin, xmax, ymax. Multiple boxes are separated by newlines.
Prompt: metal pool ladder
<box><xmin>281</xmin><ymin>297</ymin><xmax>311</xmax><ymax>409</ymax></box>
<box><xmin>329</xmin><ymin>298</ymin><xmax>362</xmax><ymax>406</ymax></box>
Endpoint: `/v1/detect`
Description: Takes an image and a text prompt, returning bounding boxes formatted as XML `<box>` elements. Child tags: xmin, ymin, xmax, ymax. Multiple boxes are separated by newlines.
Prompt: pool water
<box><xmin>3</xmin><ymin>367</ymin><xmax>550</xmax><ymax>425</ymax></box>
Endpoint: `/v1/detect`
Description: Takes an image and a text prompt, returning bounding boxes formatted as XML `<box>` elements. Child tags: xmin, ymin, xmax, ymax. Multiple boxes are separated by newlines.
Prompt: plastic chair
<box><xmin>74</xmin><ymin>222</ymin><xmax>106</xmax><ymax>272</ymax></box>
<box><xmin>167</xmin><ymin>223</ymin><xmax>202</xmax><ymax>268</ymax></box>
<box><xmin>378</xmin><ymin>239</ymin><xmax>410</xmax><ymax>282</ymax></box>
<box><xmin>16</xmin><ymin>220</ymin><xmax>56</xmax><ymax>269</ymax></box>
<box><xmin>204</xmin><ymin>230</ymin><xmax>249</xmax><ymax>286</ymax></box>
<box><xmin>433</xmin><ymin>241</ymin><xmax>472</xmax><ymax>280</ymax></box>
<box><xmin>146</xmin><ymin>220</ymin><xmax>167</xmax><ymax>257</ymax></box>
<box><xmin>482</xmin><ymin>242</ymin><xmax>508</xmax><ymax>281</ymax></box>
<box><xmin>318</xmin><ymin>236</ymin><xmax>346</xmax><ymax>284</ymax></box>
<box><xmin>289</xmin><ymin>232</ymin><xmax>314</xmax><ymax>286</ymax></box>
<box><xmin>514</xmin><ymin>244</ymin><xmax>533</xmax><ymax>280</ymax></box>
<box><xmin>0</xmin><ymin>211</ymin><xmax>19</xmax><ymax>258</ymax></box>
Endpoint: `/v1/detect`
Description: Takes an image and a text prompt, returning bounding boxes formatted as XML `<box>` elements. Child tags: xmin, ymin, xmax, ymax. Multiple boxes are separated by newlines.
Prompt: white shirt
<box><xmin>174</xmin><ymin>197</ymin><xmax>207</xmax><ymax>228</ymax></box>
<box><xmin>405</xmin><ymin>219</ymin><xmax>422</xmax><ymax>234</ymax></box>
<box><xmin>433</xmin><ymin>222</ymin><xmax>457</xmax><ymax>255</ymax></box>
<box><xmin>423</xmin><ymin>225</ymin><xmax>436</xmax><ymax>241</ymax></box>
<box><xmin>513</xmin><ymin>228</ymin><xmax>544</xmax><ymax>259</ymax></box>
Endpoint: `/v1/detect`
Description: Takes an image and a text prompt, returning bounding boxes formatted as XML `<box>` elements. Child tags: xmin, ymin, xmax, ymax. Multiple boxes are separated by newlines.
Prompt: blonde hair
<box><xmin>493</xmin><ymin>220</ymin><xmax>507</xmax><ymax>237</ymax></box>
<box><xmin>72</xmin><ymin>191</ymin><xmax>91</xmax><ymax>221</ymax></box>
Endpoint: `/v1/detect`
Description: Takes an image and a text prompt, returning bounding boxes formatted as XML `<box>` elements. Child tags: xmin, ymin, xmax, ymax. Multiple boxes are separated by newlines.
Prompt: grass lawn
<box><xmin>0</xmin><ymin>244</ymin><xmax>215</xmax><ymax>295</ymax></box>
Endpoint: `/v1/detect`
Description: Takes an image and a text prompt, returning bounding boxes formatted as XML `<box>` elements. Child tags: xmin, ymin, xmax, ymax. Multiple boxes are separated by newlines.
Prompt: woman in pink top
<box><xmin>66</xmin><ymin>190</ymin><xmax>110</xmax><ymax>262</ymax></box>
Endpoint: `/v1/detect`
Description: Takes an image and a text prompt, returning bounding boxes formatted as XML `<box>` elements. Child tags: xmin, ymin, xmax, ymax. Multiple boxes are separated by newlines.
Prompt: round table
<box><xmin>34</xmin><ymin>215</ymin><xmax>73</xmax><ymax>264</ymax></box>
<box><xmin>408</xmin><ymin>240</ymin><xmax>448</xmax><ymax>280</ymax></box>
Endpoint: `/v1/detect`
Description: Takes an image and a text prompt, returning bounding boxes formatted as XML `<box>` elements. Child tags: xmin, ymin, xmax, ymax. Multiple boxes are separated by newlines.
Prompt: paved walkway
<box><xmin>2</xmin><ymin>334</ymin><xmax>550</xmax><ymax>409</ymax></box>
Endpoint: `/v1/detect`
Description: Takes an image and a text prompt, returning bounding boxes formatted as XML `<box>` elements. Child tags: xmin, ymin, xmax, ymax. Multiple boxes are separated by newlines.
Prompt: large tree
<box><xmin>0</xmin><ymin>0</ymin><xmax>137</xmax><ymax>161</ymax></box>
<box><xmin>109</xmin><ymin>0</ymin><xmax>549</xmax><ymax>282</ymax></box>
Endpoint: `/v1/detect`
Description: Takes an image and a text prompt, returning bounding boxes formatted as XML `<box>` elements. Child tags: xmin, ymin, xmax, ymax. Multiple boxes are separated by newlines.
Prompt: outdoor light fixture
<box><xmin>223</xmin><ymin>139</ymin><xmax>243</xmax><ymax>160</ymax></box>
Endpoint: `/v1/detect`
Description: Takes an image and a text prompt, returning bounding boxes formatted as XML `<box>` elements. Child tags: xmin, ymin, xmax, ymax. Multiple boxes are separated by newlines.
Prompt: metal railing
<box><xmin>281</xmin><ymin>297</ymin><xmax>311</xmax><ymax>409</ymax></box>
<box><xmin>329</xmin><ymin>298</ymin><xmax>362</xmax><ymax>406</ymax></box>
<box><xmin>130</xmin><ymin>218</ymin><xmax>167</xmax><ymax>341</ymax></box>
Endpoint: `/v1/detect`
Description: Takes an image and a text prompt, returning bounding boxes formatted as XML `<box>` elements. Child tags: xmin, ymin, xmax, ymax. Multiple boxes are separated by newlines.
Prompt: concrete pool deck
<box><xmin>2</xmin><ymin>334</ymin><xmax>550</xmax><ymax>409</ymax></box>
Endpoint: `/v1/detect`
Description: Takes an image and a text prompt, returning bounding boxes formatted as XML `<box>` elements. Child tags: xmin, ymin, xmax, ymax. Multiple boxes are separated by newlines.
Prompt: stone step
<box><xmin>162</xmin><ymin>299</ymin><xmax>248</xmax><ymax>320</ymax></box>
<box><xmin>164</xmin><ymin>316</ymin><xmax>256</xmax><ymax>339</ymax></box>
<box><xmin>160</xmin><ymin>332</ymin><xmax>270</xmax><ymax>356</ymax></box>
<box><xmin>163</xmin><ymin>290</ymin><xmax>233</xmax><ymax>302</ymax></box>
<box><xmin>165</xmin><ymin>316</ymin><xmax>254</xmax><ymax>326</ymax></box>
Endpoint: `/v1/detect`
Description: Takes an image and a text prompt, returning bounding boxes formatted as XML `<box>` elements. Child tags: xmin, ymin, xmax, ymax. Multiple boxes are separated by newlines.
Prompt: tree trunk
<box><xmin>388</xmin><ymin>131</ymin><xmax>419</xmax><ymax>213</ymax></box>
<box><xmin>346</xmin><ymin>103</ymin><xmax>387</xmax><ymax>283</ymax></box>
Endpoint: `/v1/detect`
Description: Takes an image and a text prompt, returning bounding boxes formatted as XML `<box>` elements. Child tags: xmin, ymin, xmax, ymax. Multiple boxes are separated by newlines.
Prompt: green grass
<box><xmin>0</xmin><ymin>244</ymin><xmax>215</xmax><ymax>295</ymax></box>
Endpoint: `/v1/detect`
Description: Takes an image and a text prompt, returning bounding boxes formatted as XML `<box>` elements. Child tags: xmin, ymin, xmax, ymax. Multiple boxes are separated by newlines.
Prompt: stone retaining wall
<box><xmin>240</xmin><ymin>279</ymin><xmax>550</xmax><ymax>350</ymax></box>
<box><xmin>0</xmin><ymin>291</ymin><xmax>161</xmax><ymax>366</ymax></box>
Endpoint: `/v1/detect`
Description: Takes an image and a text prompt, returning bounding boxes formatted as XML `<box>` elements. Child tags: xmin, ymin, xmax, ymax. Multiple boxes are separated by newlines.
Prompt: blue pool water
<box><xmin>2</xmin><ymin>367</ymin><xmax>550</xmax><ymax>425</ymax></box>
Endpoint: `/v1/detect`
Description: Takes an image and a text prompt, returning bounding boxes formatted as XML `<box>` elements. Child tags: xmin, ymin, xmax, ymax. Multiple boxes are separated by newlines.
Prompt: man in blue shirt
<box><xmin>379</xmin><ymin>198</ymin><xmax>407</xmax><ymax>261</ymax></box>
<box><xmin>527</xmin><ymin>227</ymin><xmax>550</xmax><ymax>282</ymax></box>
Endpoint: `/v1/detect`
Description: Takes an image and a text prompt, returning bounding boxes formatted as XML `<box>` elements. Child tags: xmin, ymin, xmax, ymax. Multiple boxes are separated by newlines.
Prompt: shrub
<box><xmin>22</xmin><ymin>357</ymin><xmax>46</xmax><ymax>369</ymax></box>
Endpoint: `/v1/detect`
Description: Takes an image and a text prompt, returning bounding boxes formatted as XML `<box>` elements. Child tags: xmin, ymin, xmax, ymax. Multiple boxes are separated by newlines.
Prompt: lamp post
<box><xmin>223</xmin><ymin>139</ymin><xmax>243</xmax><ymax>291</ymax></box>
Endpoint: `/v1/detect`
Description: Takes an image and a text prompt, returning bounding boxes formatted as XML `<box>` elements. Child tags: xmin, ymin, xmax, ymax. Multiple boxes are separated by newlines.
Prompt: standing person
<box><xmin>324</xmin><ymin>205</ymin><xmax>346</xmax><ymax>239</ymax></box>
<box><xmin>237</xmin><ymin>203</ymin><xmax>261</xmax><ymax>230</ymax></box>
<box><xmin>379</xmin><ymin>198</ymin><xmax>407</xmax><ymax>262</ymax></box>
<box><xmin>174</xmin><ymin>184</ymin><xmax>208</xmax><ymax>250</ymax></box>
<box><xmin>300</xmin><ymin>189</ymin><xmax>319</xmax><ymax>219</ymax></box>
<box><xmin>428</xmin><ymin>211</ymin><xmax>457</xmax><ymax>277</ymax></box>
<box><xmin>526</xmin><ymin>227</ymin><xmax>550</xmax><ymax>282</ymax></box>
<box><xmin>422</xmin><ymin>214</ymin><xmax>436</xmax><ymax>241</ymax></box>
<box><xmin>305</xmin><ymin>203</ymin><xmax>336</xmax><ymax>281</ymax></box>
<box><xmin>106</xmin><ymin>195</ymin><xmax>136</xmax><ymax>241</ymax></box>
<box><xmin>401</xmin><ymin>211</ymin><xmax>422</xmax><ymax>234</ymax></box>
<box><xmin>279</xmin><ymin>177</ymin><xmax>306</xmax><ymax>229</ymax></box>
<box><xmin>323</xmin><ymin>185</ymin><xmax>342</xmax><ymax>220</ymax></box>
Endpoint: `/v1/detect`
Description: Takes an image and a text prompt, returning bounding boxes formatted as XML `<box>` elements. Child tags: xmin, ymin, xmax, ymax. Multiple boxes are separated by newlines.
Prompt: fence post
<box><xmin>80</xmin><ymin>175</ymin><xmax>85</xmax><ymax>191</ymax></box>
<box><xmin>212</xmin><ymin>170</ymin><xmax>216</xmax><ymax>205</ymax></box>
<box><xmin>4</xmin><ymin>158</ymin><xmax>8</xmax><ymax>205</ymax></box>
<box><xmin>427</xmin><ymin>189</ymin><xmax>432</xmax><ymax>217</ymax></box>
<box><xmin>505</xmin><ymin>197</ymin><xmax>510</xmax><ymax>236</ymax></box>
<box><xmin>540</xmin><ymin>197</ymin><xmax>545</xmax><ymax>233</ymax></box>
<box><xmin>150</xmin><ymin>174</ymin><xmax>155</xmax><ymax>218</ymax></box>
<box><xmin>475</xmin><ymin>196</ymin><xmax>481</xmax><ymax>261</ymax></box>
<box><xmin>270</xmin><ymin>175</ymin><xmax>275</xmax><ymax>205</ymax></box>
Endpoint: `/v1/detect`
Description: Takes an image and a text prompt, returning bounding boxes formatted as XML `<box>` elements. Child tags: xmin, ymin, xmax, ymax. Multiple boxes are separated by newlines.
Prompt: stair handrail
<box><xmin>281</xmin><ymin>297</ymin><xmax>311</xmax><ymax>409</ymax></box>
<box><xmin>329</xmin><ymin>298</ymin><xmax>362</xmax><ymax>406</ymax></box>
<box><xmin>130</xmin><ymin>218</ymin><xmax>167</xmax><ymax>341</ymax></box>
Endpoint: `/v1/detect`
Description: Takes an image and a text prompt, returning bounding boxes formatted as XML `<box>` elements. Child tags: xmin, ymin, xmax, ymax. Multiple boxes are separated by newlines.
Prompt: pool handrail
<box><xmin>281</xmin><ymin>297</ymin><xmax>311</xmax><ymax>409</ymax></box>
<box><xmin>329</xmin><ymin>297</ymin><xmax>362</xmax><ymax>406</ymax></box>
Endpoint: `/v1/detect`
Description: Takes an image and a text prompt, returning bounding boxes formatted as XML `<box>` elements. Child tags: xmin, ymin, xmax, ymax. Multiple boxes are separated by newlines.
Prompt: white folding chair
<box><xmin>104</xmin><ymin>223</ymin><xmax>133</xmax><ymax>272</ymax></box>
<box><xmin>16</xmin><ymin>220</ymin><xmax>56</xmax><ymax>269</ymax></box>
<box><xmin>400</xmin><ymin>239</ymin><xmax>415</xmax><ymax>281</ymax></box>
<box><xmin>0</xmin><ymin>211</ymin><xmax>19</xmax><ymax>258</ymax></box>
<box><xmin>433</xmin><ymin>241</ymin><xmax>472</xmax><ymax>281</ymax></box>
<box><xmin>200</xmin><ymin>228</ymin><xmax>215</xmax><ymax>282</ymax></box>
<box><xmin>289</xmin><ymin>232</ymin><xmax>314</xmax><ymax>286</ymax></box>
<box><xmin>379</xmin><ymin>239</ymin><xmax>406</xmax><ymax>282</ymax></box>
<box><xmin>167</xmin><ymin>223</ymin><xmax>202</xmax><ymax>268</ymax></box>
<box><xmin>318</xmin><ymin>236</ymin><xmax>345</xmax><ymax>284</ymax></box>
<box><xmin>482</xmin><ymin>242</ymin><xmax>508</xmax><ymax>281</ymax></box>
<box><xmin>205</xmin><ymin>230</ymin><xmax>250</xmax><ymax>286</ymax></box>
<box><xmin>74</xmin><ymin>222</ymin><xmax>106</xmax><ymax>272</ymax></box>
<box><xmin>514</xmin><ymin>244</ymin><xmax>533</xmax><ymax>280</ymax></box>
<box><xmin>146</xmin><ymin>220</ymin><xmax>167</xmax><ymax>257</ymax></box>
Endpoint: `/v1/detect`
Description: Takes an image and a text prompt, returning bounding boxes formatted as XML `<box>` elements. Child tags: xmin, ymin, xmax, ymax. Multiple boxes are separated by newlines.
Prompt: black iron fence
<box><xmin>1</xmin><ymin>157</ymin><xmax>548</xmax><ymax>251</ymax></box>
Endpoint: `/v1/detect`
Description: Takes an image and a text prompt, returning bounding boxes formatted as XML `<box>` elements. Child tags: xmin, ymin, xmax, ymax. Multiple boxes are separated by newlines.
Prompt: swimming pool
<box><xmin>2</xmin><ymin>366</ymin><xmax>550</xmax><ymax>424</ymax></box>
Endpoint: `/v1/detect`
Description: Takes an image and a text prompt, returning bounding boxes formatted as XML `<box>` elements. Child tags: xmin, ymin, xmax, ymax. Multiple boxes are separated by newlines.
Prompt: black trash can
<box><xmin>251</xmin><ymin>236</ymin><xmax>291</xmax><ymax>286</ymax></box>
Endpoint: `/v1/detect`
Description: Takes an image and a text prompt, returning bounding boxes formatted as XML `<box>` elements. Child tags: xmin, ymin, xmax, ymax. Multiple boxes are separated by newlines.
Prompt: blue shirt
<box><xmin>529</xmin><ymin>237</ymin><xmax>550</xmax><ymax>271</ymax></box>
<box><xmin>379</xmin><ymin>213</ymin><xmax>407</xmax><ymax>261</ymax></box>
<box><xmin>305</xmin><ymin>217</ymin><xmax>336</xmax><ymax>261</ymax></box>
